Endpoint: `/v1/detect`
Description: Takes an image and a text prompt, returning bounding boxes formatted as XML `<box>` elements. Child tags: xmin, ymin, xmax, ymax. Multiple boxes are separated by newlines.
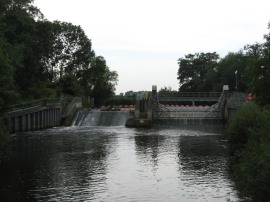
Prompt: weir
<box><xmin>6</xmin><ymin>97</ymin><xmax>82</xmax><ymax>133</ymax></box>
<box><xmin>6</xmin><ymin>89</ymin><xmax>246</xmax><ymax>132</ymax></box>
<box><xmin>125</xmin><ymin>85</ymin><xmax>245</xmax><ymax>127</ymax></box>
<box><xmin>73</xmin><ymin>110</ymin><xmax>130</xmax><ymax>126</ymax></box>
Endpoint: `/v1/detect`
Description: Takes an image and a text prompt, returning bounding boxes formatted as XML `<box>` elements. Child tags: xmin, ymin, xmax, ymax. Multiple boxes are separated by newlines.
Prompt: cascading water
<box><xmin>74</xmin><ymin>110</ymin><xmax>130</xmax><ymax>126</ymax></box>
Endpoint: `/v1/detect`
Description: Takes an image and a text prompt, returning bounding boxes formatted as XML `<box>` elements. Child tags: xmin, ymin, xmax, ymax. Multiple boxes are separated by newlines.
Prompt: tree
<box><xmin>38</xmin><ymin>21</ymin><xmax>95</xmax><ymax>81</ymax></box>
<box><xmin>0</xmin><ymin>0</ymin><xmax>118</xmax><ymax>105</ymax></box>
<box><xmin>217</xmin><ymin>52</ymin><xmax>248</xmax><ymax>92</ymax></box>
<box><xmin>244</xmin><ymin>37</ymin><xmax>270</xmax><ymax>105</ymax></box>
<box><xmin>0</xmin><ymin>35</ymin><xmax>18</xmax><ymax>113</ymax></box>
<box><xmin>90</xmin><ymin>56</ymin><xmax>118</xmax><ymax>106</ymax></box>
<box><xmin>0</xmin><ymin>0</ymin><xmax>45</xmax><ymax>99</ymax></box>
<box><xmin>177</xmin><ymin>52</ymin><xmax>219</xmax><ymax>92</ymax></box>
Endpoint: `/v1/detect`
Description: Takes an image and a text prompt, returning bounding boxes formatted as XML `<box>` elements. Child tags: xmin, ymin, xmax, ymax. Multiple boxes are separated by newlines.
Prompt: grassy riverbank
<box><xmin>227</xmin><ymin>104</ymin><xmax>270</xmax><ymax>201</ymax></box>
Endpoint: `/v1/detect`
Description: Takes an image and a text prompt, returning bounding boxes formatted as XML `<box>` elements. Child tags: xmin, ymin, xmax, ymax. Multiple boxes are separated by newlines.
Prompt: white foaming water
<box><xmin>76</xmin><ymin>110</ymin><xmax>130</xmax><ymax>126</ymax></box>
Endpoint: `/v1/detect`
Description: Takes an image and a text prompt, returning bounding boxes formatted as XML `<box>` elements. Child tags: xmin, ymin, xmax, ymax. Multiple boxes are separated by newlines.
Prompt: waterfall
<box><xmin>73</xmin><ymin>110</ymin><xmax>130</xmax><ymax>126</ymax></box>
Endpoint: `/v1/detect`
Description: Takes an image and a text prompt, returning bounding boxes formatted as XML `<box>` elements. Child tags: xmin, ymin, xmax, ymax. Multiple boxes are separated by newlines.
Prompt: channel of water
<box><xmin>0</xmin><ymin>111</ymin><xmax>240</xmax><ymax>201</ymax></box>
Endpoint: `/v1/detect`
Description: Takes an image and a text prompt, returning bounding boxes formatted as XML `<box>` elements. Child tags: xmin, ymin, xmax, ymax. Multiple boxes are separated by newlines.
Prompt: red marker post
<box><xmin>246</xmin><ymin>93</ymin><xmax>253</xmax><ymax>101</ymax></box>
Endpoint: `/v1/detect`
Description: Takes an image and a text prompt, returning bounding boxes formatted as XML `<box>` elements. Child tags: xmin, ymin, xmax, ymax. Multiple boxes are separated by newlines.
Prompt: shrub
<box><xmin>227</xmin><ymin>104</ymin><xmax>268</xmax><ymax>157</ymax></box>
<box><xmin>232</xmin><ymin>124</ymin><xmax>270</xmax><ymax>201</ymax></box>
<box><xmin>227</xmin><ymin>104</ymin><xmax>270</xmax><ymax>201</ymax></box>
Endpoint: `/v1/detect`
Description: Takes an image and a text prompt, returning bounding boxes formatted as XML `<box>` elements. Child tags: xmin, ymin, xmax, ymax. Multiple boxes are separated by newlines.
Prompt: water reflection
<box><xmin>0</xmin><ymin>126</ymin><xmax>239</xmax><ymax>201</ymax></box>
<box><xmin>134</xmin><ymin>132</ymin><xmax>165</xmax><ymax>168</ymax></box>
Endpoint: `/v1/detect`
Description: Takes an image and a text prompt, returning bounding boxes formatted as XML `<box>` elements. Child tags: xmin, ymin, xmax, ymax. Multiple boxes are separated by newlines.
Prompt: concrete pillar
<box><xmin>26</xmin><ymin>114</ymin><xmax>31</xmax><ymax>131</ymax></box>
<box><xmin>14</xmin><ymin>117</ymin><xmax>18</xmax><ymax>133</ymax></box>
<box><xmin>53</xmin><ymin>109</ymin><xmax>56</xmax><ymax>126</ymax></box>
<box><xmin>47</xmin><ymin>109</ymin><xmax>50</xmax><ymax>127</ymax></box>
<box><xmin>43</xmin><ymin>110</ymin><xmax>46</xmax><ymax>129</ymax></box>
<box><xmin>44</xmin><ymin>109</ymin><xmax>46</xmax><ymax>129</ymax></box>
<box><xmin>33</xmin><ymin>113</ymin><xmax>36</xmax><ymax>130</ymax></box>
<box><xmin>57</xmin><ymin>109</ymin><xmax>60</xmax><ymax>125</ymax></box>
<box><xmin>49</xmin><ymin>109</ymin><xmax>52</xmax><ymax>127</ymax></box>
<box><xmin>18</xmin><ymin>116</ymin><xmax>22</xmax><ymax>132</ymax></box>
<box><xmin>41</xmin><ymin>110</ymin><xmax>44</xmax><ymax>129</ymax></box>
<box><xmin>11</xmin><ymin>117</ymin><xmax>16</xmax><ymax>134</ymax></box>
<box><xmin>21</xmin><ymin>115</ymin><xmax>26</xmax><ymax>132</ymax></box>
<box><xmin>37</xmin><ymin>111</ymin><xmax>39</xmax><ymax>130</ymax></box>
<box><xmin>30</xmin><ymin>113</ymin><xmax>34</xmax><ymax>131</ymax></box>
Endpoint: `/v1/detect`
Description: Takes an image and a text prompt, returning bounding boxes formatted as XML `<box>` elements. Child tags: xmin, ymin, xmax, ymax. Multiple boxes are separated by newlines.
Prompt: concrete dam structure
<box><xmin>5</xmin><ymin>87</ymin><xmax>246</xmax><ymax>132</ymax></box>
<box><xmin>7</xmin><ymin>97</ymin><xmax>82</xmax><ymax>133</ymax></box>
<box><xmin>126</xmin><ymin>85</ymin><xmax>246</xmax><ymax>127</ymax></box>
<box><xmin>73</xmin><ymin>110</ymin><xmax>130</xmax><ymax>126</ymax></box>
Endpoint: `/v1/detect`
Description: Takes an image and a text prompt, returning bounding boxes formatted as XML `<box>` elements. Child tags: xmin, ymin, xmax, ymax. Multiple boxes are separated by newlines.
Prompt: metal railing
<box><xmin>9</xmin><ymin>98</ymin><xmax>61</xmax><ymax>112</ymax></box>
<box><xmin>153</xmin><ymin>91</ymin><xmax>227</xmax><ymax>119</ymax></box>
<box><xmin>158</xmin><ymin>92</ymin><xmax>222</xmax><ymax>98</ymax></box>
<box><xmin>62</xmin><ymin>97</ymin><xmax>82</xmax><ymax>118</ymax></box>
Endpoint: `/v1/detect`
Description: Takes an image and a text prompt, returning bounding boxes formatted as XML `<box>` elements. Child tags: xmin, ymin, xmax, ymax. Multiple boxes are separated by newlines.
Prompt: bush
<box><xmin>231</xmin><ymin>124</ymin><xmax>270</xmax><ymax>201</ymax></box>
<box><xmin>227</xmin><ymin>104</ymin><xmax>270</xmax><ymax>201</ymax></box>
<box><xmin>227</xmin><ymin>104</ymin><xmax>268</xmax><ymax>157</ymax></box>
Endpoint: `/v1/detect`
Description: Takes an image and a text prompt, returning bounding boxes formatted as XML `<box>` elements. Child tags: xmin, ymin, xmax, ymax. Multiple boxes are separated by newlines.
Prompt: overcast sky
<box><xmin>34</xmin><ymin>0</ymin><xmax>270</xmax><ymax>94</ymax></box>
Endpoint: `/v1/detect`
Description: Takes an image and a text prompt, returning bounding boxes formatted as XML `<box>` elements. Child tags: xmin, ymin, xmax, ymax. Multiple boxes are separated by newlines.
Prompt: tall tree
<box><xmin>39</xmin><ymin>21</ymin><xmax>95</xmax><ymax>81</ymax></box>
<box><xmin>0</xmin><ymin>35</ymin><xmax>18</xmax><ymax>112</ymax></box>
<box><xmin>244</xmin><ymin>24</ymin><xmax>270</xmax><ymax>105</ymax></box>
<box><xmin>177</xmin><ymin>52</ymin><xmax>219</xmax><ymax>92</ymax></box>
<box><xmin>1</xmin><ymin>0</ymin><xmax>45</xmax><ymax>99</ymax></box>
<box><xmin>90</xmin><ymin>56</ymin><xmax>118</xmax><ymax>106</ymax></box>
<box><xmin>217</xmin><ymin>52</ymin><xmax>248</xmax><ymax>92</ymax></box>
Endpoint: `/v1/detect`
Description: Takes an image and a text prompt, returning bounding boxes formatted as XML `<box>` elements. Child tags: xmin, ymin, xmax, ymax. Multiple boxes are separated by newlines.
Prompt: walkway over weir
<box><xmin>129</xmin><ymin>85</ymin><xmax>247</xmax><ymax>127</ymax></box>
<box><xmin>158</xmin><ymin>92</ymin><xmax>222</xmax><ymax>102</ymax></box>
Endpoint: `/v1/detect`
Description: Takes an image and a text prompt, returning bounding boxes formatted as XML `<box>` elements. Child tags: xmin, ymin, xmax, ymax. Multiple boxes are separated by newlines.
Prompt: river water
<box><xmin>0</xmin><ymin>112</ymin><xmax>240</xmax><ymax>201</ymax></box>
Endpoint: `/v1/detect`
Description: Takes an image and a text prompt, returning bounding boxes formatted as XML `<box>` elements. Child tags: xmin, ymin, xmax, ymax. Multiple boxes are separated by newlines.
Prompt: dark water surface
<box><xmin>0</xmin><ymin>125</ymin><xmax>239</xmax><ymax>201</ymax></box>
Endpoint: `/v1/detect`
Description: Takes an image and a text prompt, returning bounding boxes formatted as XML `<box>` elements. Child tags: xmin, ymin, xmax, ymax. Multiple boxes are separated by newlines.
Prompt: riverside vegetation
<box><xmin>0</xmin><ymin>0</ymin><xmax>118</xmax><ymax>162</ymax></box>
<box><xmin>227</xmin><ymin>104</ymin><xmax>270</xmax><ymax>201</ymax></box>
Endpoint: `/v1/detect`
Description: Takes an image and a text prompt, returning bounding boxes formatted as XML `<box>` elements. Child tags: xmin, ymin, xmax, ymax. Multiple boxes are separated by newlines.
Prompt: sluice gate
<box><xmin>127</xmin><ymin>85</ymin><xmax>245</xmax><ymax>127</ymax></box>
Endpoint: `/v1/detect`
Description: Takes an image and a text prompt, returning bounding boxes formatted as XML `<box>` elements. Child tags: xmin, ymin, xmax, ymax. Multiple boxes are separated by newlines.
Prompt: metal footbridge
<box><xmin>133</xmin><ymin>85</ymin><xmax>247</xmax><ymax>126</ymax></box>
<box><xmin>153</xmin><ymin>91</ymin><xmax>228</xmax><ymax>120</ymax></box>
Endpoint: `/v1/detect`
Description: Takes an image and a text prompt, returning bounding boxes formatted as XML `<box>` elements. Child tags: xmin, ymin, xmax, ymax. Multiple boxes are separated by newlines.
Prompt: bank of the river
<box><xmin>226</xmin><ymin>103</ymin><xmax>270</xmax><ymax>201</ymax></box>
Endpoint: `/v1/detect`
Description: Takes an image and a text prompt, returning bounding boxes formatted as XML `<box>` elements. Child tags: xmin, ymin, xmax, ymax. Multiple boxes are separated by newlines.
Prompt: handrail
<box><xmin>9</xmin><ymin>98</ymin><xmax>61</xmax><ymax>112</ymax></box>
<box><xmin>62</xmin><ymin>97</ymin><xmax>82</xmax><ymax>118</ymax></box>
<box><xmin>158</xmin><ymin>92</ymin><xmax>222</xmax><ymax>98</ymax></box>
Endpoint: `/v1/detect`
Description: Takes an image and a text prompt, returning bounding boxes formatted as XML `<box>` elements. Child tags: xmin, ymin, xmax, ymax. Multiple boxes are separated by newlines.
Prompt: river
<box><xmin>0</xmin><ymin>111</ymin><xmax>240</xmax><ymax>201</ymax></box>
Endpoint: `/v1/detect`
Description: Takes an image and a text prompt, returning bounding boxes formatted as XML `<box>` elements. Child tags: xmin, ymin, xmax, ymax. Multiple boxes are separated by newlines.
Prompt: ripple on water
<box><xmin>1</xmin><ymin>125</ymin><xmax>239</xmax><ymax>201</ymax></box>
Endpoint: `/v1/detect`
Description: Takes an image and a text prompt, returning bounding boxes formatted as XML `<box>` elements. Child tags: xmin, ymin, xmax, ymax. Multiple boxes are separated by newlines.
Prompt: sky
<box><xmin>34</xmin><ymin>0</ymin><xmax>270</xmax><ymax>94</ymax></box>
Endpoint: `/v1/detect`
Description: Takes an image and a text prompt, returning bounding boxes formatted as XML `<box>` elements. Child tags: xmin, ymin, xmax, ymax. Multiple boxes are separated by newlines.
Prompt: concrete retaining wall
<box><xmin>7</xmin><ymin>104</ymin><xmax>62</xmax><ymax>134</ymax></box>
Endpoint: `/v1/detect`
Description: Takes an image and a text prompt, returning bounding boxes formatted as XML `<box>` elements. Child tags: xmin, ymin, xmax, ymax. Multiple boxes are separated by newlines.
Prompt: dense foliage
<box><xmin>227</xmin><ymin>104</ymin><xmax>270</xmax><ymax>201</ymax></box>
<box><xmin>0</xmin><ymin>0</ymin><xmax>118</xmax><ymax>112</ymax></box>
<box><xmin>177</xmin><ymin>23</ymin><xmax>270</xmax><ymax>106</ymax></box>
<box><xmin>0</xmin><ymin>0</ymin><xmax>118</xmax><ymax>162</ymax></box>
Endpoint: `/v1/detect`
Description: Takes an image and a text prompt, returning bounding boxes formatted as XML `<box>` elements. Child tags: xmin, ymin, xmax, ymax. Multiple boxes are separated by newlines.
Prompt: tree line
<box><xmin>177</xmin><ymin>24</ymin><xmax>270</xmax><ymax>200</ymax></box>
<box><xmin>177</xmin><ymin>23</ymin><xmax>270</xmax><ymax>106</ymax></box>
<box><xmin>0</xmin><ymin>0</ymin><xmax>118</xmax><ymax>114</ymax></box>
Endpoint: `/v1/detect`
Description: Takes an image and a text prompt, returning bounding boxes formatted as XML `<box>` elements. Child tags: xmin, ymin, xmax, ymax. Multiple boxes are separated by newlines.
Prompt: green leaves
<box><xmin>177</xmin><ymin>52</ymin><xmax>219</xmax><ymax>92</ymax></box>
<box><xmin>227</xmin><ymin>104</ymin><xmax>270</xmax><ymax>201</ymax></box>
<box><xmin>0</xmin><ymin>0</ymin><xmax>118</xmax><ymax>107</ymax></box>
<box><xmin>90</xmin><ymin>56</ymin><xmax>118</xmax><ymax>106</ymax></box>
<box><xmin>177</xmin><ymin>21</ymin><xmax>270</xmax><ymax>107</ymax></box>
